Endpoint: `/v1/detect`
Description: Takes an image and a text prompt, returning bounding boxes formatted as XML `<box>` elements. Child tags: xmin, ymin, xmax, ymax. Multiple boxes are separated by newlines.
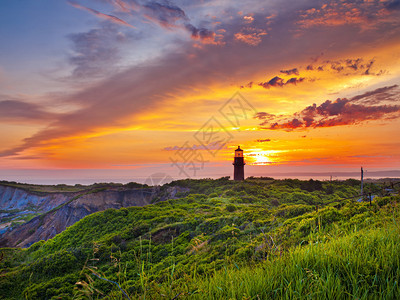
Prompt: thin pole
<box><xmin>361</xmin><ymin>167</ymin><xmax>364</xmax><ymax>198</ymax></box>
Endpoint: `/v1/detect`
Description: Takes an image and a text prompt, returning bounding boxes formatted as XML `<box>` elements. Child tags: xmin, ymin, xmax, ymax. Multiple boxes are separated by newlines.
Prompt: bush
<box><xmin>320</xmin><ymin>207</ymin><xmax>343</xmax><ymax>224</ymax></box>
<box><xmin>290</xmin><ymin>192</ymin><xmax>316</xmax><ymax>205</ymax></box>
<box><xmin>300</xmin><ymin>179</ymin><xmax>323</xmax><ymax>192</ymax></box>
<box><xmin>225</xmin><ymin>190</ymin><xmax>237</xmax><ymax>196</ymax></box>
<box><xmin>226</xmin><ymin>204</ymin><xmax>237</xmax><ymax>212</ymax></box>
<box><xmin>270</xmin><ymin>199</ymin><xmax>280</xmax><ymax>206</ymax></box>
<box><xmin>375</xmin><ymin>196</ymin><xmax>391</xmax><ymax>207</ymax></box>
<box><xmin>276</xmin><ymin>204</ymin><xmax>313</xmax><ymax>218</ymax></box>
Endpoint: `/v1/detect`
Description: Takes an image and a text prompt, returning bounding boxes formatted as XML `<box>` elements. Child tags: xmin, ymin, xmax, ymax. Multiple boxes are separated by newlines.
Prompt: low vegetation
<box><xmin>0</xmin><ymin>177</ymin><xmax>399</xmax><ymax>299</ymax></box>
<box><xmin>0</xmin><ymin>180</ymin><xmax>148</xmax><ymax>194</ymax></box>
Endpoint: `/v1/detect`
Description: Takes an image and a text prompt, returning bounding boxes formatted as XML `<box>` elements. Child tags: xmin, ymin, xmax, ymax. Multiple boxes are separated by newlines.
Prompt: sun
<box><xmin>244</xmin><ymin>149</ymin><xmax>286</xmax><ymax>165</ymax></box>
<box><xmin>254</xmin><ymin>152</ymin><xmax>271</xmax><ymax>165</ymax></box>
<box><xmin>246</xmin><ymin>150</ymin><xmax>273</xmax><ymax>165</ymax></box>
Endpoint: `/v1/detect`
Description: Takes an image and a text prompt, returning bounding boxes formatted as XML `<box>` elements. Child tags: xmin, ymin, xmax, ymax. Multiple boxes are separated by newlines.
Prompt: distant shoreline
<box><xmin>1</xmin><ymin>169</ymin><xmax>400</xmax><ymax>186</ymax></box>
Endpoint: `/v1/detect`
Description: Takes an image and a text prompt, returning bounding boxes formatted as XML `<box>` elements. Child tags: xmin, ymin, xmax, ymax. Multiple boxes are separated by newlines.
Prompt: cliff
<box><xmin>0</xmin><ymin>184</ymin><xmax>187</xmax><ymax>248</ymax></box>
<box><xmin>0</xmin><ymin>184</ymin><xmax>75</xmax><ymax>212</ymax></box>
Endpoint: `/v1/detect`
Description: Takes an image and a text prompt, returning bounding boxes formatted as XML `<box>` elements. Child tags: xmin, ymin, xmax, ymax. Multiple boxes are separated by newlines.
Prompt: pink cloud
<box><xmin>297</xmin><ymin>0</ymin><xmax>400</xmax><ymax>31</ymax></box>
<box><xmin>68</xmin><ymin>1</ymin><xmax>135</xmax><ymax>28</ymax></box>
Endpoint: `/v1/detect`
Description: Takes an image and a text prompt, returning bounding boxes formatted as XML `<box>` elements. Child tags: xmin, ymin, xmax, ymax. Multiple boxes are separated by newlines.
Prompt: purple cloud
<box><xmin>0</xmin><ymin>100</ymin><xmax>57</xmax><ymax>123</ymax></box>
<box><xmin>280</xmin><ymin>68</ymin><xmax>299</xmax><ymax>75</ymax></box>
<box><xmin>258</xmin><ymin>85</ymin><xmax>400</xmax><ymax>131</ymax></box>
<box><xmin>258</xmin><ymin>76</ymin><xmax>305</xmax><ymax>89</ymax></box>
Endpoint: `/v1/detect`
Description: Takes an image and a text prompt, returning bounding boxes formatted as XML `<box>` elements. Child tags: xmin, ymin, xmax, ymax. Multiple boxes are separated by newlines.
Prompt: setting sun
<box><xmin>245</xmin><ymin>150</ymin><xmax>284</xmax><ymax>166</ymax></box>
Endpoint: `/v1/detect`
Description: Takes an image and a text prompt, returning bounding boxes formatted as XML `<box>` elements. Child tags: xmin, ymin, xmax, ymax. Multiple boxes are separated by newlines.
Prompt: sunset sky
<box><xmin>0</xmin><ymin>0</ymin><xmax>400</xmax><ymax>184</ymax></box>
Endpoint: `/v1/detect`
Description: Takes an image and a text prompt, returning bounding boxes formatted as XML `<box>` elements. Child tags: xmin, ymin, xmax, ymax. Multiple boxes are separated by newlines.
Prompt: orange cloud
<box><xmin>234</xmin><ymin>27</ymin><xmax>267</xmax><ymax>46</ymax></box>
<box><xmin>243</xmin><ymin>15</ymin><xmax>254</xmax><ymax>24</ymax></box>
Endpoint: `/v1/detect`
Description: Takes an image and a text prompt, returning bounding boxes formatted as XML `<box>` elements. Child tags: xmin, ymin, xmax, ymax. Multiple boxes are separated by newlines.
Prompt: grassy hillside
<box><xmin>0</xmin><ymin>177</ymin><xmax>399</xmax><ymax>299</ymax></box>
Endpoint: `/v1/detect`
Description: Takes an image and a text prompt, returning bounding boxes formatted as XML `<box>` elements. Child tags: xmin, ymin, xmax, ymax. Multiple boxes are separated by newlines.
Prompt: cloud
<box><xmin>254</xmin><ymin>112</ymin><xmax>275</xmax><ymax>120</ymax></box>
<box><xmin>234</xmin><ymin>27</ymin><xmax>267</xmax><ymax>46</ymax></box>
<box><xmin>68</xmin><ymin>1</ymin><xmax>135</xmax><ymax>28</ymax></box>
<box><xmin>0</xmin><ymin>100</ymin><xmax>57</xmax><ymax>123</ymax></box>
<box><xmin>3</xmin><ymin>0</ymin><xmax>400</xmax><ymax>159</ymax></box>
<box><xmin>0</xmin><ymin>46</ymin><xmax>242</xmax><ymax>157</ymax></box>
<box><xmin>142</xmin><ymin>1</ymin><xmax>188</xmax><ymax>28</ymax></box>
<box><xmin>296</xmin><ymin>0</ymin><xmax>400</xmax><ymax>31</ymax></box>
<box><xmin>327</xmin><ymin>58</ymin><xmax>384</xmax><ymax>75</ymax></box>
<box><xmin>243</xmin><ymin>15</ymin><xmax>254</xmax><ymax>24</ymax></box>
<box><xmin>350</xmin><ymin>84</ymin><xmax>399</xmax><ymax>104</ymax></box>
<box><xmin>259</xmin><ymin>76</ymin><xmax>284</xmax><ymax>88</ymax></box>
<box><xmin>258</xmin><ymin>85</ymin><xmax>400</xmax><ymax>131</ymax></box>
<box><xmin>68</xmin><ymin>0</ymin><xmax>221</xmax><ymax>77</ymax></box>
<box><xmin>245</xmin><ymin>57</ymin><xmax>384</xmax><ymax>90</ymax></box>
<box><xmin>68</xmin><ymin>24</ymin><xmax>127</xmax><ymax>78</ymax></box>
<box><xmin>105</xmin><ymin>0</ymin><xmax>220</xmax><ymax>44</ymax></box>
<box><xmin>258</xmin><ymin>76</ymin><xmax>305</xmax><ymax>89</ymax></box>
<box><xmin>306</xmin><ymin>65</ymin><xmax>314</xmax><ymax>70</ymax></box>
<box><xmin>280</xmin><ymin>68</ymin><xmax>299</xmax><ymax>76</ymax></box>
<box><xmin>111</xmin><ymin>0</ymin><xmax>133</xmax><ymax>13</ymax></box>
<box><xmin>269</xmin><ymin>118</ymin><xmax>303</xmax><ymax>130</ymax></box>
<box><xmin>384</xmin><ymin>0</ymin><xmax>400</xmax><ymax>11</ymax></box>
<box><xmin>286</xmin><ymin>77</ymin><xmax>305</xmax><ymax>85</ymax></box>
<box><xmin>307</xmin><ymin>58</ymin><xmax>380</xmax><ymax>76</ymax></box>
<box><xmin>185</xmin><ymin>24</ymin><xmax>217</xmax><ymax>43</ymax></box>
<box><xmin>256</xmin><ymin>139</ymin><xmax>271</xmax><ymax>142</ymax></box>
<box><xmin>163</xmin><ymin>141</ymin><xmax>227</xmax><ymax>151</ymax></box>
<box><xmin>9</xmin><ymin>155</ymin><xmax>44</xmax><ymax>160</ymax></box>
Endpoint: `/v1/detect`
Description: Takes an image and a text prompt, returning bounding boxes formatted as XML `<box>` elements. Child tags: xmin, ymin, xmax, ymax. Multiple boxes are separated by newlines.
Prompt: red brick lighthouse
<box><xmin>233</xmin><ymin>146</ymin><xmax>245</xmax><ymax>181</ymax></box>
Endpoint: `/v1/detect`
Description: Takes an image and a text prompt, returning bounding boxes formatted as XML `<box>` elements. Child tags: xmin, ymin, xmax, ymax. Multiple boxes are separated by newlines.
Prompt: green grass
<box><xmin>189</xmin><ymin>225</ymin><xmax>400</xmax><ymax>299</ymax></box>
<box><xmin>66</xmin><ymin>221</ymin><xmax>400</xmax><ymax>299</ymax></box>
<box><xmin>0</xmin><ymin>181</ymin><xmax>88</xmax><ymax>193</ymax></box>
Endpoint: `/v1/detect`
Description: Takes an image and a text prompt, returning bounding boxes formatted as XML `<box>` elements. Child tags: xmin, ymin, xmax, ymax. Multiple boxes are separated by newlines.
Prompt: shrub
<box><xmin>276</xmin><ymin>204</ymin><xmax>313</xmax><ymax>218</ymax></box>
<box><xmin>270</xmin><ymin>199</ymin><xmax>280</xmax><ymax>206</ymax></box>
<box><xmin>290</xmin><ymin>192</ymin><xmax>316</xmax><ymax>205</ymax></box>
<box><xmin>224</xmin><ymin>189</ymin><xmax>237</xmax><ymax>196</ymax></box>
<box><xmin>226</xmin><ymin>204</ymin><xmax>237</xmax><ymax>212</ymax></box>
<box><xmin>375</xmin><ymin>196</ymin><xmax>391</xmax><ymax>207</ymax></box>
<box><xmin>320</xmin><ymin>207</ymin><xmax>343</xmax><ymax>224</ymax></box>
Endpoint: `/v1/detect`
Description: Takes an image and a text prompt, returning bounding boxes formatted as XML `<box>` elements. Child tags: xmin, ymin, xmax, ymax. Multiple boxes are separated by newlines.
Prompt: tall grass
<box><xmin>87</xmin><ymin>223</ymin><xmax>400</xmax><ymax>299</ymax></box>
<box><xmin>189</xmin><ymin>224</ymin><xmax>400</xmax><ymax>299</ymax></box>
<box><xmin>74</xmin><ymin>215</ymin><xmax>400</xmax><ymax>299</ymax></box>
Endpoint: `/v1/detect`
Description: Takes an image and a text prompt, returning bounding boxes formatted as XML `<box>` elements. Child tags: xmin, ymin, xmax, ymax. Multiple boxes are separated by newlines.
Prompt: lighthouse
<box><xmin>233</xmin><ymin>146</ymin><xmax>245</xmax><ymax>181</ymax></box>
